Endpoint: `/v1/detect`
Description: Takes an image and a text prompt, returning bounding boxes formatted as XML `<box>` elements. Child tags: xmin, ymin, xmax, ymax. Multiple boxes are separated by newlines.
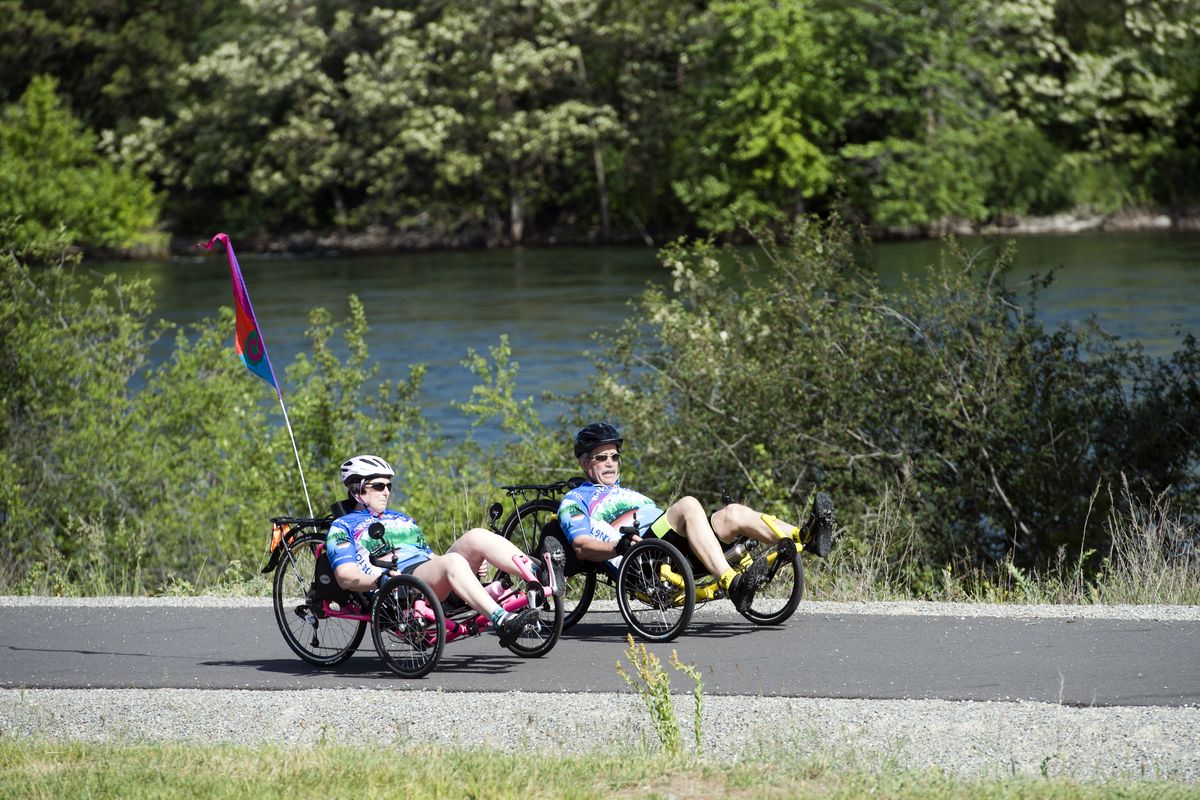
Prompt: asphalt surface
<box><xmin>2</xmin><ymin>602</ymin><xmax>1197</xmax><ymax>706</ymax></box>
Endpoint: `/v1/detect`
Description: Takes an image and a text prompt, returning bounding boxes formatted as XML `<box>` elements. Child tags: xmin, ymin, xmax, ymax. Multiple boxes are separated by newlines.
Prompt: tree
<box><xmin>990</xmin><ymin>0</ymin><xmax>1200</xmax><ymax>209</ymax></box>
<box><xmin>117</xmin><ymin>0</ymin><xmax>342</xmax><ymax>232</ymax></box>
<box><xmin>825</xmin><ymin>0</ymin><xmax>1008</xmax><ymax>232</ymax></box>
<box><xmin>0</xmin><ymin>75</ymin><xmax>162</xmax><ymax>251</ymax></box>
<box><xmin>673</xmin><ymin>0</ymin><xmax>838</xmax><ymax>233</ymax></box>
<box><xmin>0</xmin><ymin>0</ymin><xmax>236</xmax><ymax>128</ymax></box>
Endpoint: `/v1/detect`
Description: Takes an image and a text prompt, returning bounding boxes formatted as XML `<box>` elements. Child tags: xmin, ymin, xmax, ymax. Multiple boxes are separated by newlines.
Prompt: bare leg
<box><xmin>664</xmin><ymin>495</ymin><xmax>734</xmax><ymax>579</ymax></box>
<box><xmin>412</xmin><ymin>552</ymin><xmax>502</xmax><ymax>618</ymax></box>
<box><xmin>710</xmin><ymin>503</ymin><xmax>797</xmax><ymax>544</ymax></box>
<box><xmin>446</xmin><ymin>528</ymin><xmax>538</xmax><ymax>583</ymax></box>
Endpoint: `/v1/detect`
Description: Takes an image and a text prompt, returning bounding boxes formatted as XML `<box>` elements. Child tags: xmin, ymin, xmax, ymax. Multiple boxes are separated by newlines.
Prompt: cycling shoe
<box><xmin>728</xmin><ymin>553</ymin><xmax>771</xmax><ymax>613</ymax></box>
<box><xmin>497</xmin><ymin>607</ymin><xmax>539</xmax><ymax>648</ymax></box>
<box><xmin>804</xmin><ymin>492</ymin><xmax>835</xmax><ymax>559</ymax></box>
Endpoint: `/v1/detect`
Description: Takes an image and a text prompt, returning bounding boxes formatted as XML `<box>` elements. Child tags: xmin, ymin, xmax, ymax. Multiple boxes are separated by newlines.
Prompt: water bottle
<box><xmin>723</xmin><ymin>541</ymin><xmax>750</xmax><ymax>567</ymax></box>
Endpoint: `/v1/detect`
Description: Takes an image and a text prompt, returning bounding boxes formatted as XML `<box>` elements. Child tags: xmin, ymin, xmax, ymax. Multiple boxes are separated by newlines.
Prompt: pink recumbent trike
<box><xmin>262</xmin><ymin>503</ymin><xmax>566</xmax><ymax>678</ymax></box>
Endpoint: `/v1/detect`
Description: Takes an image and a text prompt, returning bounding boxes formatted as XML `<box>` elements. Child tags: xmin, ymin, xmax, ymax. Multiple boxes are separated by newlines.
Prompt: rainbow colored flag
<box><xmin>200</xmin><ymin>233</ymin><xmax>278</xmax><ymax>390</ymax></box>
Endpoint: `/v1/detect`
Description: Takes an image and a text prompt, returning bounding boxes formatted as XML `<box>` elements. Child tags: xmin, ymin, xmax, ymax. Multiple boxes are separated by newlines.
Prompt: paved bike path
<box><xmin>2</xmin><ymin>602</ymin><xmax>1197</xmax><ymax>706</ymax></box>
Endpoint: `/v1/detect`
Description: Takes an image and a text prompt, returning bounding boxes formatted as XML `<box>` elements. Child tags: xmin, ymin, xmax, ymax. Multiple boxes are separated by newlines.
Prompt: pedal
<box><xmin>541</xmin><ymin>536</ymin><xmax>567</xmax><ymax>598</ymax></box>
<box><xmin>775</xmin><ymin>537</ymin><xmax>797</xmax><ymax>562</ymax></box>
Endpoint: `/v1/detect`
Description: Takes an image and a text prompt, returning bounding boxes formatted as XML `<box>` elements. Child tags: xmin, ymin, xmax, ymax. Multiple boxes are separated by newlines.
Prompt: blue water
<box><xmin>93</xmin><ymin>231</ymin><xmax>1200</xmax><ymax>439</ymax></box>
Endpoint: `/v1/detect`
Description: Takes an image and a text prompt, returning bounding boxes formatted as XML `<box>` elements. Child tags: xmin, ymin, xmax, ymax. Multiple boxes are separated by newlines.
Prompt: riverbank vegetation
<box><xmin>2</xmin><ymin>0</ymin><xmax>1198</xmax><ymax>253</ymax></box>
<box><xmin>2</xmin><ymin>217</ymin><xmax>1196</xmax><ymax>603</ymax></box>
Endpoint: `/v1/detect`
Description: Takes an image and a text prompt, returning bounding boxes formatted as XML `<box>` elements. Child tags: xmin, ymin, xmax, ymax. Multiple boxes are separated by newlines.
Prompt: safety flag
<box><xmin>200</xmin><ymin>232</ymin><xmax>279</xmax><ymax>390</ymax></box>
<box><xmin>198</xmin><ymin>231</ymin><xmax>314</xmax><ymax>517</ymax></box>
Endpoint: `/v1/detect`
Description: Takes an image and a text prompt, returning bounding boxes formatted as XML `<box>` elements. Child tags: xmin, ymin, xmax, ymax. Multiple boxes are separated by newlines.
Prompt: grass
<box><xmin>1</xmin><ymin>739</ymin><xmax>1197</xmax><ymax>800</ymax></box>
<box><xmin>805</xmin><ymin>478</ymin><xmax>1200</xmax><ymax>607</ymax></box>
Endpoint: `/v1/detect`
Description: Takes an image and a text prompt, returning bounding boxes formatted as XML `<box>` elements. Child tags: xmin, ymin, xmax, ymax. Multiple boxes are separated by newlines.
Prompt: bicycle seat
<box><xmin>539</xmin><ymin>517</ymin><xmax>590</xmax><ymax>577</ymax></box>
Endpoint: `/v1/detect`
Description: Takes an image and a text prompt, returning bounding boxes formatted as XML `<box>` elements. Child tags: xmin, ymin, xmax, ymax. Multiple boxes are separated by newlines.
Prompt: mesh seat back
<box><xmin>540</xmin><ymin>517</ymin><xmax>589</xmax><ymax>577</ymax></box>
<box><xmin>311</xmin><ymin>540</ymin><xmax>354</xmax><ymax>603</ymax></box>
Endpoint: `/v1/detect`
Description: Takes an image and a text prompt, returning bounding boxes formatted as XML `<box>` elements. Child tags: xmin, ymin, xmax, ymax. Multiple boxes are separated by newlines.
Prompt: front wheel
<box><xmin>503</xmin><ymin>589</ymin><xmax>564</xmax><ymax>658</ymax></box>
<box><xmin>737</xmin><ymin>540</ymin><xmax>804</xmax><ymax>626</ymax></box>
<box><xmin>500</xmin><ymin>498</ymin><xmax>595</xmax><ymax>631</ymax></box>
<box><xmin>272</xmin><ymin>533</ymin><xmax>365</xmax><ymax>666</ymax></box>
<box><xmin>617</xmin><ymin>539</ymin><xmax>695</xmax><ymax>643</ymax></box>
<box><xmin>372</xmin><ymin>574</ymin><xmax>446</xmax><ymax>678</ymax></box>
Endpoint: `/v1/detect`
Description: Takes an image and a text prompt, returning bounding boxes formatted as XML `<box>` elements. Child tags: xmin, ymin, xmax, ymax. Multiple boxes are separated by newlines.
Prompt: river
<box><xmin>93</xmin><ymin>230</ymin><xmax>1200</xmax><ymax>439</ymax></box>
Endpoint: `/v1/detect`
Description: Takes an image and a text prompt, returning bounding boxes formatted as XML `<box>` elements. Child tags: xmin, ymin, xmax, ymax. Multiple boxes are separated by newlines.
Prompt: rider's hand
<box><xmin>613</xmin><ymin>535</ymin><xmax>637</xmax><ymax>557</ymax></box>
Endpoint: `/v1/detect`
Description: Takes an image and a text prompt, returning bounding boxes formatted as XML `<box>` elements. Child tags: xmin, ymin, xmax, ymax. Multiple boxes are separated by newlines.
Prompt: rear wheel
<box><xmin>500</xmin><ymin>498</ymin><xmax>595</xmax><ymax>631</ymax></box>
<box><xmin>272</xmin><ymin>533</ymin><xmax>365</xmax><ymax>666</ymax></box>
<box><xmin>737</xmin><ymin>540</ymin><xmax>805</xmax><ymax>626</ymax></box>
<box><xmin>617</xmin><ymin>539</ymin><xmax>695</xmax><ymax>642</ymax></box>
<box><xmin>561</xmin><ymin>570</ymin><xmax>596</xmax><ymax>630</ymax></box>
<box><xmin>372</xmin><ymin>574</ymin><xmax>446</xmax><ymax>678</ymax></box>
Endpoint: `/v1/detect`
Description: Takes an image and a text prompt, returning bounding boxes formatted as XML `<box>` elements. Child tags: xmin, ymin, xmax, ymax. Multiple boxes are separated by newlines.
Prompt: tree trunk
<box><xmin>593</xmin><ymin>142</ymin><xmax>611</xmax><ymax>240</ymax></box>
<box><xmin>510</xmin><ymin>190</ymin><xmax>524</xmax><ymax>244</ymax></box>
<box><xmin>576</xmin><ymin>51</ymin><xmax>611</xmax><ymax>241</ymax></box>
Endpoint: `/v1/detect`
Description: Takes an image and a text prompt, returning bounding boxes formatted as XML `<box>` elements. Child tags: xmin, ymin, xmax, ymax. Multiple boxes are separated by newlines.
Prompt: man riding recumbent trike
<box><xmin>492</xmin><ymin>423</ymin><xmax>837</xmax><ymax>643</ymax></box>
<box><xmin>263</xmin><ymin>454</ymin><xmax>566</xmax><ymax>678</ymax></box>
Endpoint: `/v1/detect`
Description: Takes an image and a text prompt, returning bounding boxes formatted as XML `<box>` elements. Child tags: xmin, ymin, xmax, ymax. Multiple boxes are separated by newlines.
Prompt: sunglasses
<box><xmin>591</xmin><ymin>453</ymin><xmax>621</xmax><ymax>463</ymax></box>
<box><xmin>364</xmin><ymin>481</ymin><xmax>392</xmax><ymax>492</ymax></box>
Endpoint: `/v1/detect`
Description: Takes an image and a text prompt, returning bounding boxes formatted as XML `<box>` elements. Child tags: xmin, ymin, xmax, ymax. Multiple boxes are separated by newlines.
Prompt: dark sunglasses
<box><xmin>364</xmin><ymin>481</ymin><xmax>392</xmax><ymax>492</ymax></box>
<box><xmin>591</xmin><ymin>453</ymin><xmax>621</xmax><ymax>463</ymax></box>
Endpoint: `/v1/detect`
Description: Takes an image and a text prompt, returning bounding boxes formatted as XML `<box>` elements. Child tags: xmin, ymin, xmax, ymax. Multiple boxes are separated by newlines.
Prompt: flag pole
<box><xmin>200</xmin><ymin>233</ymin><xmax>315</xmax><ymax>519</ymax></box>
<box><xmin>275</xmin><ymin>397</ymin><xmax>315</xmax><ymax>519</ymax></box>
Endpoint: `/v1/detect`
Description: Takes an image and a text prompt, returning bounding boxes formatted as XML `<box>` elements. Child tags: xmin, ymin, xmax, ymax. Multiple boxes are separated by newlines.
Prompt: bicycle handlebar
<box><xmin>365</xmin><ymin>522</ymin><xmax>398</xmax><ymax>570</ymax></box>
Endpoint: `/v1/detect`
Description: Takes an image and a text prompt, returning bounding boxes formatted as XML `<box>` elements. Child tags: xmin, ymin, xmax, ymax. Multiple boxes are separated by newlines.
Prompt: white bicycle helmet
<box><xmin>340</xmin><ymin>454</ymin><xmax>395</xmax><ymax>486</ymax></box>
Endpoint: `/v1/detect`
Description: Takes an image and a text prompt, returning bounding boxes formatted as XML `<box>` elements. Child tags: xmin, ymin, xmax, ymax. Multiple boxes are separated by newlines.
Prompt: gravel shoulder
<box><xmin>2</xmin><ymin>598</ymin><xmax>1197</xmax><ymax>782</ymax></box>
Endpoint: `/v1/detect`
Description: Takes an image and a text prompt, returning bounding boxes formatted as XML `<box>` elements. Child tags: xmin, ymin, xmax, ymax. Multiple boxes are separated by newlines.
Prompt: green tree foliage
<box><xmin>5</xmin><ymin>0</ymin><xmax>1200</xmax><ymax>239</ymax></box>
<box><xmin>119</xmin><ymin>0</ymin><xmax>342</xmax><ymax>232</ymax></box>
<box><xmin>673</xmin><ymin>0</ymin><xmax>837</xmax><ymax>233</ymax></box>
<box><xmin>583</xmin><ymin>217</ymin><xmax>1200</xmax><ymax>583</ymax></box>
<box><xmin>827</xmin><ymin>0</ymin><xmax>1007</xmax><ymax>231</ymax></box>
<box><xmin>0</xmin><ymin>0</ymin><xmax>237</xmax><ymax>127</ymax></box>
<box><xmin>0</xmin><ymin>76</ymin><xmax>163</xmax><ymax>251</ymax></box>
<box><xmin>991</xmin><ymin>0</ymin><xmax>1200</xmax><ymax>209</ymax></box>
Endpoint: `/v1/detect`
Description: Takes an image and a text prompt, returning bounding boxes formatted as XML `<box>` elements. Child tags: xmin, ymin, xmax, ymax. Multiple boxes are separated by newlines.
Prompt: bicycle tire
<box><xmin>272</xmin><ymin>532</ymin><xmax>366</xmax><ymax>666</ymax></box>
<box><xmin>737</xmin><ymin>542</ymin><xmax>805</xmax><ymax>625</ymax></box>
<box><xmin>503</xmin><ymin>588</ymin><xmax>564</xmax><ymax>658</ymax></box>
<box><xmin>500</xmin><ymin>498</ymin><xmax>596</xmax><ymax>631</ymax></box>
<box><xmin>617</xmin><ymin>538</ymin><xmax>695</xmax><ymax>642</ymax></box>
<box><xmin>371</xmin><ymin>574</ymin><xmax>446</xmax><ymax>679</ymax></box>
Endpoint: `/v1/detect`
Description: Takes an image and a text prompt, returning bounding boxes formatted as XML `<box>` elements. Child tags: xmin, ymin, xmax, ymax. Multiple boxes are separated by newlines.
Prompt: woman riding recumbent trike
<box><xmin>263</xmin><ymin>499</ymin><xmax>566</xmax><ymax>679</ymax></box>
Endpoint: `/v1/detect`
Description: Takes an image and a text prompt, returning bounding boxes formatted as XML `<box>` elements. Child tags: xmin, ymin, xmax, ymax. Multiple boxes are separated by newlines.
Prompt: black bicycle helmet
<box><xmin>574</xmin><ymin>422</ymin><xmax>623</xmax><ymax>457</ymax></box>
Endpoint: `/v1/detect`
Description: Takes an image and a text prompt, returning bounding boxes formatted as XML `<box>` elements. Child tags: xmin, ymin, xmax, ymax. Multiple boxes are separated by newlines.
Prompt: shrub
<box><xmin>0</xmin><ymin>76</ymin><xmax>163</xmax><ymax>253</ymax></box>
<box><xmin>582</xmin><ymin>216</ymin><xmax>1200</xmax><ymax>585</ymax></box>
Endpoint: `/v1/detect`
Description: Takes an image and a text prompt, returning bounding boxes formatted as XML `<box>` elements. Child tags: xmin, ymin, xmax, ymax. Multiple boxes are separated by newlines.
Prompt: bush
<box><xmin>582</xmin><ymin>216</ymin><xmax>1199</xmax><ymax>585</ymax></box>
<box><xmin>0</xmin><ymin>76</ymin><xmax>163</xmax><ymax>253</ymax></box>
<box><xmin>0</xmin><ymin>227</ymin><xmax>551</xmax><ymax>592</ymax></box>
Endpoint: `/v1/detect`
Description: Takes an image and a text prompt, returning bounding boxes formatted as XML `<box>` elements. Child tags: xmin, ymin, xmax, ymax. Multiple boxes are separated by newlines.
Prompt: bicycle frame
<box><xmin>304</xmin><ymin>576</ymin><xmax>540</xmax><ymax>645</ymax></box>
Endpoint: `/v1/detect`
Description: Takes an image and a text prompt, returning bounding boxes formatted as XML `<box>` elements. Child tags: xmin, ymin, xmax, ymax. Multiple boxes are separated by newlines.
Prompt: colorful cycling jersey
<box><xmin>557</xmin><ymin>481</ymin><xmax>665</xmax><ymax>546</ymax></box>
<box><xmin>326</xmin><ymin>508</ymin><xmax>431</xmax><ymax>578</ymax></box>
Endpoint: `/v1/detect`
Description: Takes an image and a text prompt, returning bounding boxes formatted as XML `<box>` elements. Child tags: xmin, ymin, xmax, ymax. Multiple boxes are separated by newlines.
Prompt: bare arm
<box><xmin>334</xmin><ymin>562</ymin><xmax>393</xmax><ymax>592</ymax></box>
<box><xmin>572</xmin><ymin>532</ymin><xmax>640</xmax><ymax>562</ymax></box>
